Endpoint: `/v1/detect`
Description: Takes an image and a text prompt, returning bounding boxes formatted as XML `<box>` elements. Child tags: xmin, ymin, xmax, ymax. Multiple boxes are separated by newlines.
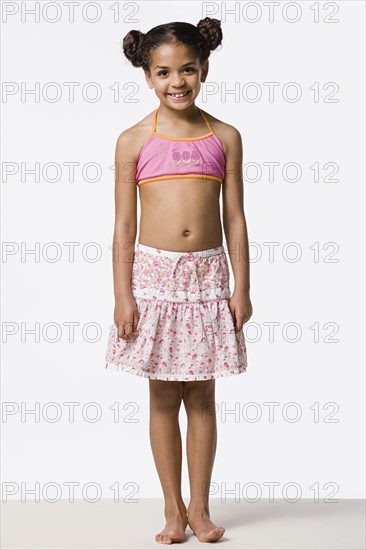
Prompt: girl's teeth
<box><xmin>170</xmin><ymin>92</ymin><xmax>188</xmax><ymax>97</ymax></box>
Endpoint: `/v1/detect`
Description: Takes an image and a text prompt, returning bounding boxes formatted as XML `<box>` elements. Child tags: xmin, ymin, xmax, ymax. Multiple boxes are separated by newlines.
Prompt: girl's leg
<box><xmin>149</xmin><ymin>379</ymin><xmax>188</xmax><ymax>544</ymax></box>
<box><xmin>183</xmin><ymin>379</ymin><xmax>225</xmax><ymax>542</ymax></box>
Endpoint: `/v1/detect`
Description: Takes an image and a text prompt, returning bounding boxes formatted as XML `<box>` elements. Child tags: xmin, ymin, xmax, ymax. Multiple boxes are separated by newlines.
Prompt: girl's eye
<box><xmin>157</xmin><ymin>67</ymin><xmax>195</xmax><ymax>77</ymax></box>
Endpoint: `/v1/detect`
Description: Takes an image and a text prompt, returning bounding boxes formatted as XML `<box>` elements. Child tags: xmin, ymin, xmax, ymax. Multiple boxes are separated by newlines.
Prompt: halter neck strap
<box><xmin>151</xmin><ymin>107</ymin><xmax>213</xmax><ymax>135</ymax></box>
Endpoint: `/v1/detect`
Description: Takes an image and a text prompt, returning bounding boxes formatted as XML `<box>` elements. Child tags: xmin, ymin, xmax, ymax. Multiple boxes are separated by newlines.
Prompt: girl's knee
<box><xmin>149</xmin><ymin>379</ymin><xmax>184</xmax><ymax>410</ymax></box>
<box><xmin>183</xmin><ymin>379</ymin><xmax>215</xmax><ymax>408</ymax></box>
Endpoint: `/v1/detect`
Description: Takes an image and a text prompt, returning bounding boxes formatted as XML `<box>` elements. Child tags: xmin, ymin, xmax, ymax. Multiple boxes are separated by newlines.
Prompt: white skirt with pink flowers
<box><xmin>104</xmin><ymin>243</ymin><xmax>247</xmax><ymax>381</ymax></box>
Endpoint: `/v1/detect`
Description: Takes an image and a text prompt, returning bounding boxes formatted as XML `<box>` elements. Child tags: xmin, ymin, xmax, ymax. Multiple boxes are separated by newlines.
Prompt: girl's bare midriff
<box><xmin>138</xmin><ymin>179</ymin><xmax>223</xmax><ymax>252</ymax></box>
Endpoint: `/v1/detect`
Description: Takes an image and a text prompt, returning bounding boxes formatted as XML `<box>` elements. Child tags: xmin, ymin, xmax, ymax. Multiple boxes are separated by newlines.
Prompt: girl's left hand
<box><xmin>229</xmin><ymin>290</ymin><xmax>253</xmax><ymax>332</ymax></box>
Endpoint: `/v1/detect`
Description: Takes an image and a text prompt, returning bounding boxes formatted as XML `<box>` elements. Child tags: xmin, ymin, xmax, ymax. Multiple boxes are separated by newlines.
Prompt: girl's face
<box><xmin>145</xmin><ymin>43</ymin><xmax>208</xmax><ymax>109</ymax></box>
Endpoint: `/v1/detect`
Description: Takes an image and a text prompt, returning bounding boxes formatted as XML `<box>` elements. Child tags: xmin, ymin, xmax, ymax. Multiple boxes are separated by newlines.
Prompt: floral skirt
<box><xmin>104</xmin><ymin>243</ymin><xmax>248</xmax><ymax>381</ymax></box>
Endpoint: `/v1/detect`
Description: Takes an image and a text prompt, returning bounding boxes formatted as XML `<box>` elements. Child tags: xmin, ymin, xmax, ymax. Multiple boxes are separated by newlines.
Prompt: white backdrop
<box><xmin>2</xmin><ymin>1</ymin><xmax>365</xmax><ymax>503</ymax></box>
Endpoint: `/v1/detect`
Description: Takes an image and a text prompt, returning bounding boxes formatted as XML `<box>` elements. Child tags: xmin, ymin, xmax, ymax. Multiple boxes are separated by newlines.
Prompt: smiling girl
<box><xmin>104</xmin><ymin>17</ymin><xmax>253</xmax><ymax>545</ymax></box>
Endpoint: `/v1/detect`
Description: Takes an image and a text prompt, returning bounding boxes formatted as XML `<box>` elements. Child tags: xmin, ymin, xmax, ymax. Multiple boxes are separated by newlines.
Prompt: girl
<box><xmin>105</xmin><ymin>17</ymin><xmax>253</xmax><ymax>545</ymax></box>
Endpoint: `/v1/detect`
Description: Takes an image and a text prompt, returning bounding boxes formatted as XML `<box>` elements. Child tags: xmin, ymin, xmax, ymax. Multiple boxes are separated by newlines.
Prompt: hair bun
<box><xmin>122</xmin><ymin>30</ymin><xmax>145</xmax><ymax>67</ymax></box>
<box><xmin>197</xmin><ymin>17</ymin><xmax>223</xmax><ymax>52</ymax></box>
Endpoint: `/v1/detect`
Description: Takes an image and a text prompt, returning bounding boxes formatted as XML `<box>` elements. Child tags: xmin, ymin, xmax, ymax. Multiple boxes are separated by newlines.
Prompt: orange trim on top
<box><xmin>137</xmin><ymin>174</ymin><xmax>223</xmax><ymax>186</ymax></box>
<box><xmin>152</xmin><ymin>109</ymin><xmax>158</xmax><ymax>134</ymax></box>
<box><xmin>199</xmin><ymin>109</ymin><xmax>214</xmax><ymax>133</ymax></box>
<box><xmin>152</xmin><ymin>130</ymin><xmax>213</xmax><ymax>141</ymax></box>
<box><xmin>151</xmin><ymin>107</ymin><xmax>214</xmax><ymax>140</ymax></box>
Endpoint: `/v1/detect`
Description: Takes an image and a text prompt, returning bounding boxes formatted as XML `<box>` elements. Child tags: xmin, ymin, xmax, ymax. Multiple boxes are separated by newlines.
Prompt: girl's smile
<box><xmin>166</xmin><ymin>90</ymin><xmax>192</xmax><ymax>102</ymax></box>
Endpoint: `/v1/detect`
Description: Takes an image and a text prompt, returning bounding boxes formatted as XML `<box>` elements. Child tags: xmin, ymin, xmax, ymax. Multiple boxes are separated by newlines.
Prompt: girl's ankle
<box><xmin>187</xmin><ymin>504</ymin><xmax>210</xmax><ymax>518</ymax></box>
<box><xmin>164</xmin><ymin>500</ymin><xmax>187</xmax><ymax>517</ymax></box>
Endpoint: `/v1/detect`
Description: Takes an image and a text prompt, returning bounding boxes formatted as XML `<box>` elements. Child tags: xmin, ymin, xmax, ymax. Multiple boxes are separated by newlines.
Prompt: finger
<box><xmin>133</xmin><ymin>314</ymin><xmax>140</xmax><ymax>333</ymax></box>
<box><xmin>125</xmin><ymin>321</ymin><xmax>139</xmax><ymax>339</ymax></box>
<box><xmin>235</xmin><ymin>319</ymin><xmax>243</xmax><ymax>332</ymax></box>
<box><xmin>124</xmin><ymin>323</ymin><xmax>132</xmax><ymax>334</ymax></box>
<box><xmin>118</xmin><ymin>322</ymin><xmax>132</xmax><ymax>340</ymax></box>
<box><xmin>118</xmin><ymin>327</ymin><xmax>126</xmax><ymax>340</ymax></box>
<box><xmin>234</xmin><ymin>315</ymin><xmax>244</xmax><ymax>333</ymax></box>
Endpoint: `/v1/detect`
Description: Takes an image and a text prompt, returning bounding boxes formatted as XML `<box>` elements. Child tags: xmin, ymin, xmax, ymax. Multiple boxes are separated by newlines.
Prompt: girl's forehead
<box><xmin>151</xmin><ymin>42</ymin><xmax>195</xmax><ymax>61</ymax></box>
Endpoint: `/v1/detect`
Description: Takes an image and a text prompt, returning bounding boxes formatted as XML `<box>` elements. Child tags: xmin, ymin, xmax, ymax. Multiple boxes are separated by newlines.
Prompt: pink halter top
<box><xmin>135</xmin><ymin>108</ymin><xmax>226</xmax><ymax>186</ymax></box>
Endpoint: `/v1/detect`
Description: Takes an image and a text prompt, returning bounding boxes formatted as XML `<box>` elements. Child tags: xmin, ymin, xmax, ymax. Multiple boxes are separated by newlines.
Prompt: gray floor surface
<box><xmin>1</xmin><ymin>498</ymin><xmax>365</xmax><ymax>549</ymax></box>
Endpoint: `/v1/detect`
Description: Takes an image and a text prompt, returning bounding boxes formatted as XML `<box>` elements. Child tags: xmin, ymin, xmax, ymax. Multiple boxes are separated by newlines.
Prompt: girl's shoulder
<box><xmin>200</xmin><ymin>109</ymin><xmax>243</xmax><ymax>157</ymax></box>
<box><xmin>128</xmin><ymin>110</ymin><xmax>156</xmax><ymax>133</ymax></box>
<box><xmin>116</xmin><ymin>110</ymin><xmax>156</xmax><ymax>161</ymax></box>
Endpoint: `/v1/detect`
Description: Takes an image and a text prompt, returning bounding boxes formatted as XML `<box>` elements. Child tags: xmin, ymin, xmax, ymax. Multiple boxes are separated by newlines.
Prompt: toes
<box><xmin>210</xmin><ymin>527</ymin><xmax>225</xmax><ymax>541</ymax></box>
<box><xmin>156</xmin><ymin>527</ymin><xmax>186</xmax><ymax>544</ymax></box>
<box><xmin>167</xmin><ymin>530</ymin><xmax>185</xmax><ymax>542</ymax></box>
<box><xmin>155</xmin><ymin>533</ymin><xmax>172</xmax><ymax>544</ymax></box>
<box><xmin>199</xmin><ymin>527</ymin><xmax>225</xmax><ymax>542</ymax></box>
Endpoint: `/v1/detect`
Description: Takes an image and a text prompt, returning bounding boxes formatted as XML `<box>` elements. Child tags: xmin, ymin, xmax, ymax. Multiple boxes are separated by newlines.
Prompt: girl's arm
<box><xmin>222</xmin><ymin>126</ymin><xmax>250</xmax><ymax>293</ymax></box>
<box><xmin>112</xmin><ymin>130</ymin><xmax>138</xmax><ymax>300</ymax></box>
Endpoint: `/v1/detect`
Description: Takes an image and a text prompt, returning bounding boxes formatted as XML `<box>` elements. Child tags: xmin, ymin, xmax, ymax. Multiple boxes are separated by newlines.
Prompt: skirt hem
<box><xmin>105</xmin><ymin>361</ymin><xmax>247</xmax><ymax>381</ymax></box>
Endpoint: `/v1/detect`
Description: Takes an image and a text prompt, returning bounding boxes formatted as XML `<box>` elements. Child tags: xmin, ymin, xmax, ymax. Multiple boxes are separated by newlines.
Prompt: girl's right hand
<box><xmin>114</xmin><ymin>296</ymin><xmax>140</xmax><ymax>341</ymax></box>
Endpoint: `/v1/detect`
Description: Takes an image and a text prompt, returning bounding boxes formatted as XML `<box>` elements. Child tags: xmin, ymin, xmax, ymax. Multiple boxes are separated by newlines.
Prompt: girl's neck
<box><xmin>156</xmin><ymin>103</ymin><xmax>201</xmax><ymax>125</ymax></box>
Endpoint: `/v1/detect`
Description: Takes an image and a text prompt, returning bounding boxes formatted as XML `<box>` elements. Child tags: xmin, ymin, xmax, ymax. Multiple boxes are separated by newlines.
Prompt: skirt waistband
<box><xmin>135</xmin><ymin>243</ymin><xmax>224</xmax><ymax>259</ymax></box>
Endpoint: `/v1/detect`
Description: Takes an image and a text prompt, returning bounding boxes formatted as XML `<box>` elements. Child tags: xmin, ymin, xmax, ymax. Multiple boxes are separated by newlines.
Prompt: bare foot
<box><xmin>155</xmin><ymin>510</ymin><xmax>188</xmax><ymax>545</ymax></box>
<box><xmin>187</xmin><ymin>511</ymin><xmax>225</xmax><ymax>543</ymax></box>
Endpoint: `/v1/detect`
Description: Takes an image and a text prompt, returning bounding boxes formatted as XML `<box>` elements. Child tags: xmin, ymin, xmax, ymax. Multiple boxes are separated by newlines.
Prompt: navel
<box><xmin>183</xmin><ymin>229</ymin><xmax>191</xmax><ymax>237</ymax></box>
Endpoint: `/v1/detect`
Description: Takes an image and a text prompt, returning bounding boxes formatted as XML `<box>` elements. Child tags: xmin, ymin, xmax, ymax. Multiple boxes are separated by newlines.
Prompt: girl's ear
<box><xmin>201</xmin><ymin>60</ymin><xmax>209</xmax><ymax>83</ymax></box>
<box><xmin>144</xmin><ymin>71</ymin><xmax>154</xmax><ymax>89</ymax></box>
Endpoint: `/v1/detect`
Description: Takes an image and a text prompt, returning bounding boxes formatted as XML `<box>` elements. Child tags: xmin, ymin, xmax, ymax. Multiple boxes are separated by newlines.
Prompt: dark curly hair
<box><xmin>122</xmin><ymin>18</ymin><xmax>223</xmax><ymax>72</ymax></box>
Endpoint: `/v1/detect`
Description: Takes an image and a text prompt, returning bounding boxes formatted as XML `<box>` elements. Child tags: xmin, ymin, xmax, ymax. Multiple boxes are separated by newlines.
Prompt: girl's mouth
<box><xmin>167</xmin><ymin>90</ymin><xmax>191</xmax><ymax>100</ymax></box>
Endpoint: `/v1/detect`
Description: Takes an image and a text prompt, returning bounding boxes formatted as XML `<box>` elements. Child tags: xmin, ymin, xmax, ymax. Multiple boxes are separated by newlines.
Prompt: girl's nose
<box><xmin>171</xmin><ymin>76</ymin><xmax>185</xmax><ymax>87</ymax></box>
